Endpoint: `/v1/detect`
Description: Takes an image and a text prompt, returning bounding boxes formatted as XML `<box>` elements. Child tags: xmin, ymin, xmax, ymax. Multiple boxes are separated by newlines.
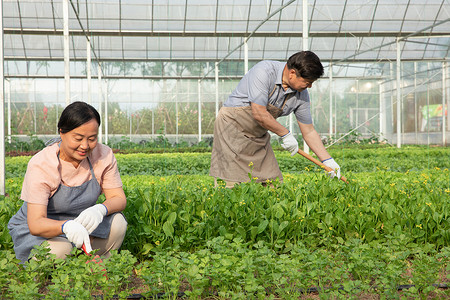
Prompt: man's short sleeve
<box><xmin>294</xmin><ymin>91</ymin><xmax>313</xmax><ymax>124</ymax></box>
<box><xmin>225</xmin><ymin>61</ymin><xmax>280</xmax><ymax>107</ymax></box>
<box><xmin>246</xmin><ymin>64</ymin><xmax>273</xmax><ymax>106</ymax></box>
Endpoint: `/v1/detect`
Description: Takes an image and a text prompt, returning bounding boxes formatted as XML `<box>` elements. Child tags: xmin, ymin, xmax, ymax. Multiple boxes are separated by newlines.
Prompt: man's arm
<box><xmin>298</xmin><ymin>121</ymin><xmax>331</xmax><ymax>161</ymax></box>
<box><xmin>251</xmin><ymin>102</ymin><xmax>289</xmax><ymax>136</ymax></box>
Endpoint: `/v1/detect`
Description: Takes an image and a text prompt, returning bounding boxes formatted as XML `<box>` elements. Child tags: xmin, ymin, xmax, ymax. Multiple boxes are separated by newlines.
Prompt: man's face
<box><xmin>287</xmin><ymin>69</ymin><xmax>315</xmax><ymax>92</ymax></box>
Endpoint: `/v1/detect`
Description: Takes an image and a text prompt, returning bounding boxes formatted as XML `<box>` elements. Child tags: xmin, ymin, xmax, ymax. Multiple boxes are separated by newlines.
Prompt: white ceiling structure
<box><xmin>3</xmin><ymin>0</ymin><xmax>450</xmax><ymax>64</ymax></box>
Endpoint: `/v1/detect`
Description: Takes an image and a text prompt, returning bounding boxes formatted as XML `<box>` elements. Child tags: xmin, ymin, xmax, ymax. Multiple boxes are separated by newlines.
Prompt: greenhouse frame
<box><xmin>1</xmin><ymin>0</ymin><xmax>449</xmax><ymax>194</ymax></box>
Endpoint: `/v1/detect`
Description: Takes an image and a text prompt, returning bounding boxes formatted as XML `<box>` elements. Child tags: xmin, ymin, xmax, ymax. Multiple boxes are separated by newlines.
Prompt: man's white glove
<box><xmin>75</xmin><ymin>204</ymin><xmax>108</xmax><ymax>234</ymax></box>
<box><xmin>62</xmin><ymin>220</ymin><xmax>92</xmax><ymax>252</ymax></box>
<box><xmin>280</xmin><ymin>131</ymin><xmax>299</xmax><ymax>156</ymax></box>
<box><xmin>322</xmin><ymin>157</ymin><xmax>341</xmax><ymax>179</ymax></box>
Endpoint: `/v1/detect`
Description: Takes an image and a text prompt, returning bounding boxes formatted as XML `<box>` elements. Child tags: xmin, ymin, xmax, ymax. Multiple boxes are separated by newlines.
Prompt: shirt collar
<box><xmin>276</xmin><ymin>62</ymin><xmax>295</xmax><ymax>94</ymax></box>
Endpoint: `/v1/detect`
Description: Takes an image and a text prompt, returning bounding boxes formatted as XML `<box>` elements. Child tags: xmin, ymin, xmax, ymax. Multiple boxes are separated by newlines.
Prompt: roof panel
<box><xmin>3</xmin><ymin>0</ymin><xmax>449</xmax><ymax>64</ymax></box>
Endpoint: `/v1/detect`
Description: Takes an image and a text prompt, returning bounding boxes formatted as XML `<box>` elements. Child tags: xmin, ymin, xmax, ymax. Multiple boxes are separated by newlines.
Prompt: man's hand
<box><xmin>75</xmin><ymin>204</ymin><xmax>108</xmax><ymax>234</ymax></box>
<box><xmin>280</xmin><ymin>131</ymin><xmax>299</xmax><ymax>156</ymax></box>
<box><xmin>62</xmin><ymin>220</ymin><xmax>92</xmax><ymax>252</ymax></box>
<box><xmin>322</xmin><ymin>158</ymin><xmax>341</xmax><ymax>179</ymax></box>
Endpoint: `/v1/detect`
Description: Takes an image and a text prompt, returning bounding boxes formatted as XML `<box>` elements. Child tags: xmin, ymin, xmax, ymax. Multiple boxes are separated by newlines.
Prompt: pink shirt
<box><xmin>21</xmin><ymin>143</ymin><xmax>122</xmax><ymax>205</ymax></box>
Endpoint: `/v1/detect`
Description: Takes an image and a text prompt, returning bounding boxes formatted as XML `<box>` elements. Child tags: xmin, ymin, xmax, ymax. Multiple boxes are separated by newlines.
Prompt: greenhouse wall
<box><xmin>4</xmin><ymin>60</ymin><xmax>448</xmax><ymax>146</ymax></box>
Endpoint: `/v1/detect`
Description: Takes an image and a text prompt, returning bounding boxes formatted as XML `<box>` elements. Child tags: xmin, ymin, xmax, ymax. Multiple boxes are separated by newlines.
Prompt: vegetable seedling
<box><xmin>82</xmin><ymin>243</ymin><xmax>107</xmax><ymax>278</ymax></box>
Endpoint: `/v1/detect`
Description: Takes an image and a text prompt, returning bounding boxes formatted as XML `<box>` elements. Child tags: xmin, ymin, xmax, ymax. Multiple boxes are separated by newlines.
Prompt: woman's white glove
<box><xmin>322</xmin><ymin>158</ymin><xmax>341</xmax><ymax>179</ymax></box>
<box><xmin>280</xmin><ymin>131</ymin><xmax>299</xmax><ymax>156</ymax></box>
<box><xmin>62</xmin><ymin>220</ymin><xmax>92</xmax><ymax>252</ymax></box>
<box><xmin>75</xmin><ymin>204</ymin><xmax>108</xmax><ymax>234</ymax></box>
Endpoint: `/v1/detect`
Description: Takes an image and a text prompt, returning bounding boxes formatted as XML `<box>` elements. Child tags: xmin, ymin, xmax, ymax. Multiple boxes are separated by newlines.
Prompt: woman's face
<box><xmin>59</xmin><ymin>118</ymin><xmax>99</xmax><ymax>166</ymax></box>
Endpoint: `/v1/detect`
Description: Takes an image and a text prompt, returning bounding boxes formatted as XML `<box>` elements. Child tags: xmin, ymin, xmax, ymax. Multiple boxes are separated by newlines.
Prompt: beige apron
<box><xmin>210</xmin><ymin>87</ymin><xmax>291</xmax><ymax>184</ymax></box>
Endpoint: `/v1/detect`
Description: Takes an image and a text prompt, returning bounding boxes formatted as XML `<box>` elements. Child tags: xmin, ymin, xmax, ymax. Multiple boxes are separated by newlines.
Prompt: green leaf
<box><xmin>257</xmin><ymin>220</ymin><xmax>269</xmax><ymax>234</ymax></box>
<box><xmin>250</xmin><ymin>226</ymin><xmax>258</xmax><ymax>240</ymax></box>
<box><xmin>167</xmin><ymin>211</ymin><xmax>177</xmax><ymax>224</ymax></box>
<box><xmin>163</xmin><ymin>221</ymin><xmax>174</xmax><ymax>238</ymax></box>
<box><xmin>278</xmin><ymin>221</ymin><xmax>289</xmax><ymax>234</ymax></box>
<box><xmin>325</xmin><ymin>213</ymin><xmax>333</xmax><ymax>226</ymax></box>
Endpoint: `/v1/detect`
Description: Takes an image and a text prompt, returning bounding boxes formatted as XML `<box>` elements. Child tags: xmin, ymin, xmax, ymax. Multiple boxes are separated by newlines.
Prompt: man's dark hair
<box><xmin>286</xmin><ymin>51</ymin><xmax>324</xmax><ymax>80</ymax></box>
<box><xmin>58</xmin><ymin>101</ymin><xmax>101</xmax><ymax>134</ymax></box>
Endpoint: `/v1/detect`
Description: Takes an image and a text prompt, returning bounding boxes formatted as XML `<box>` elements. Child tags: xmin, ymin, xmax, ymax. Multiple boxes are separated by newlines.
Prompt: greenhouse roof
<box><xmin>3</xmin><ymin>0</ymin><xmax>450</xmax><ymax>63</ymax></box>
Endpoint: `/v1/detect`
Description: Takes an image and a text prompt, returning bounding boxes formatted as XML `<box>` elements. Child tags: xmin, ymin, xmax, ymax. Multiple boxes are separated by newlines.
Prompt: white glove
<box><xmin>62</xmin><ymin>220</ymin><xmax>92</xmax><ymax>253</ymax></box>
<box><xmin>75</xmin><ymin>204</ymin><xmax>108</xmax><ymax>234</ymax></box>
<box><xmin>280</xmin><ymin>131</ymin><xmax>299</xmax><ymax>156</ymax></box>
<box><xmin>322</xmin><ymin>158</ymin><xmax>341</xmax><ymax>179</ymax></box>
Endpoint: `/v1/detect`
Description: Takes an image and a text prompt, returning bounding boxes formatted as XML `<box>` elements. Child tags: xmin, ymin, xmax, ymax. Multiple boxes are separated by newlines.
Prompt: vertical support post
<box><xmin>427</xmin><ymin>67</ymin><xmax>430</xmax><ymax>145</ymax></box>
<box><xmin>244</xmin><ymin>38</ymin><xmax>249</xmax><ymax>74</ymax></box>
<box><xmin>356</xmin><ymin>80</ymin><xmax>359</xmax><ymax>129</ymax></box>
<box><xmin>33</xmin><ymin>81</ymin><xmax>37</xmax><ymax>134</ymax></box>
<box><xmin>396</xmin><ymin>37</ymin><xmax>402</xmax><ymax>148</ymax></box>
<box><xmin>198</xmin><ymin>80</ymin><xmax>202</xmax><ymax>142</ymax></box>
<box><xmin>414</xmin><ymin>62</ymin><xmax>418</xmax><ymax>143</ymax></box>
<box><xmin>302</xmin><ymin>0</ymin><xmax>310</xmax><ymax>153</ymax></box>
<box><xmin>329</xmin><ymin>62</ymin><xmax>333</xmax><ymax>137</ymax></box>
<box><xmin>129</xmin><ymin>80</ymin><xmax>132</xmax><ymax>140</ymax></box>
<box><xmin>0</xmin><ymin>0</ymin><xmax>5</xmax><ymax>195</ymax></box>
<box><xmin>175</xmin><ymin>80</ymin><xmax>179</xmax><ymax>144</ymax></box>
<box><xmin>379</xmin><ymin>83</ymin><xmax>385</xmax><ymax>142</ymax></box>
<box><xmin>97</xmin><ymin>63</ymin><xmax>103</xmax><ymax>143</ymax></box>
<box><xmin>447</xmin><ymin>62</ymin><xmax>450</xmax><ymax>132</ymax></box>
<box><xmin>302</xmin><ymin>0</ymin><xmax>309</xmax><ymax>51</ymax></box>
<box><xmin>105</xmin><ymin>80</ymin><xmax>109</xmax><ymax>144</ymax></box>
<box><xmin>63</xmin><ymin>0</ymin><xmax>70</xmax><ymax>105</ymax></box>
<box><xmin>7</xmin><ymin>80</ymin><xmax>11</xmax><ymax>144</ymax></box>
<box><xmin>87</xmin><ymin>39</ymin><xmax>91</xmax><ymax>104</ymax></box>
<box><xmin>152</xmin><ymin>80</ymin><xmax>154</xmax><ymax>138</ymax></box>
<box><xmin>442</xmin><ymin>61</ymin><xmax>446</xmax><ymax>146</ymax></box>
<box><xmin>215</xmin><ymin>62</ymin><xmax>219</xmax><ymax>116</ymax></box>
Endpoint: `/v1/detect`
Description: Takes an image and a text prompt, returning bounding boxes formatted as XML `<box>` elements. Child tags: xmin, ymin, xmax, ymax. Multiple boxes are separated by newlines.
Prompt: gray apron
<box><xmin>210</xmin><ymin>86</ymin><xmax>292</xmax><ymax>183</ymax></box>
<box><xmin>8</xmin><ymin>155</ymin><xmax>115</xmax><ymax>263</ymax></box>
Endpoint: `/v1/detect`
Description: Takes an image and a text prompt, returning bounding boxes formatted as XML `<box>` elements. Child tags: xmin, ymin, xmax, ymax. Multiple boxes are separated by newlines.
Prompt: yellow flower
<box><xmin>416</xmin><ymin>224</ymin><xmax>422</xmax><ymax>229</ymax></box>
<box><xmin>155</xmin><ymin>241</ymin><xmax>160</xmax><ymax>245</ymax></box>
<box><xmin>425</xmin><ymin>202</ymin><xmax>432</xmax><ymax>207</ymax></box>
<box><xmin>329</xmin><ymin>227</ymin><xmax>333</xmax><ymax>230</ymax></box>
<box><xmin>253</xmin><ymin>177</ymin><xmax>258</xmax><ymax>180</ymax></box>
<box><xmin>248</xmin><ymin>162</ymin><xmax>254</xmax><ymax>167</ymax></box>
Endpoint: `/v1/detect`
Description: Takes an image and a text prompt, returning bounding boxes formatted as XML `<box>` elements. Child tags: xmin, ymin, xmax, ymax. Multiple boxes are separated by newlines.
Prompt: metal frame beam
<box><xmin>5</xmin><ymin>28</ymin><xmax>449</xmax><ymax>38</ymax></box>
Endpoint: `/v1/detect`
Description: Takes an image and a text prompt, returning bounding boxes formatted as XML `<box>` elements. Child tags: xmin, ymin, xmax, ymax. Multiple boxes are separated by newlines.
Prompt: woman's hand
<box><xmin>61</xmin><ymin>220</ymin><xmax>92</xmax><ymax>252</ymax></box>
<box><xmin>75</xmin><ymin>204</ymin><xmax>108</xmax><ymax>234</ymax></box>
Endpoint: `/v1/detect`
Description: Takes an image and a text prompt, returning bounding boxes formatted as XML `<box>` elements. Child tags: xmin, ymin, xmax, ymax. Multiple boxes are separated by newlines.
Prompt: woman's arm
<box><xmin>102</xmin><ymin>187</ymin><xmax>127</xmax><ymax>215</ymax></box>
<box><xmin>27</xmin><ymin>203</ymin><xmax>66</xmax><ymax>238</ymax></box>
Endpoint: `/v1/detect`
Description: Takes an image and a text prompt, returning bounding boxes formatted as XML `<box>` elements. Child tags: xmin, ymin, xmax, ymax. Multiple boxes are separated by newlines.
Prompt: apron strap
<box><xmin>86</xmin><ymin>157</ymin><xmax>97</xmax><ymax>181</ymax></box>
<box><xmin>268</xmin><ymin>85</ymin><xmax>294</xmax><ymax>111</ymax></box>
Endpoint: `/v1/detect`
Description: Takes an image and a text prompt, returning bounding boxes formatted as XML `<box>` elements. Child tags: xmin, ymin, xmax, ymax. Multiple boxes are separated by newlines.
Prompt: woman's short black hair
<box><xmin>286</xmin><ymin>51</ymin><xmax>324</xmax><ymax>80</ymax></box>
<box><xmin>58</xmin><ymin>101</ymin><xmax>101</xmax><ymax>134</ymax></box>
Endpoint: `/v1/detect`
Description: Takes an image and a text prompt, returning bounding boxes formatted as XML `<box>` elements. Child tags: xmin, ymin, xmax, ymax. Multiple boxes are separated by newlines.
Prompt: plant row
<box><xmin>3</xmin><ymin>170</ymin><xmax>448</xmax><ymax>257</ymax></box>
<box><xmin>5</xmin><ymin>145</ymin><xmax>450</xmax><ymax>178</ymax></box>
<box><xmin>0</xmin><ymin>237</ymin><xmax>448</xmax><ymax>299</ymax></box>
